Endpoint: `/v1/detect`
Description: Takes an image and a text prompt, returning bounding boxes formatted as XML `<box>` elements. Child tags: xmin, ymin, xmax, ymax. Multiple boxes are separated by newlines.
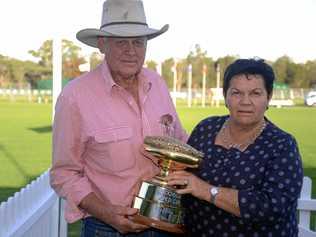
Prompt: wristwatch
<box><xmin>210</xmin><ymin>186</ymin><xmax>220</xmax><ymax>204</ymax></box>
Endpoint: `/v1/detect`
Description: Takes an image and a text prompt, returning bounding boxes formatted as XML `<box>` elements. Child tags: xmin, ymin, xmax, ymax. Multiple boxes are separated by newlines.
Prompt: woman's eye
<box><xmin>252</xmin><ymin>91</ymin><xmax>262</xmax><ymax>96</ymax></box>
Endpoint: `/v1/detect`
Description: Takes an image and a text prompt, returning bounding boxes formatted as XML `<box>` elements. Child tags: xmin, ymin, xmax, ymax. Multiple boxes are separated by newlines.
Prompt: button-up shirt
<box><xmin>50</xmin><ymin>61</ymin><xmax>187</xmax><ymax>223</ymax></box>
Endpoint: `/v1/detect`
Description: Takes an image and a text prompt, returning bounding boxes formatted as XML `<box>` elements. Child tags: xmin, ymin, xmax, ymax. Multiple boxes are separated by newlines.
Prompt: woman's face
<box><xmin>225</xmin><ymin>74</ymin><xmax>271</xmax><ymax>127</ymax></box>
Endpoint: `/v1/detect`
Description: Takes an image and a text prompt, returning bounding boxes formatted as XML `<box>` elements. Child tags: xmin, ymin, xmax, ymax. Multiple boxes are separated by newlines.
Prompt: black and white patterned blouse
<box><xmin>183</xmin><ymin>115</ymin><xmax>303</xmax><ymax>237</ymax></box>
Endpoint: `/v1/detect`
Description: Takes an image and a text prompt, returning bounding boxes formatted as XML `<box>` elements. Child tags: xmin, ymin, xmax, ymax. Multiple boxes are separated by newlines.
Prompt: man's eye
<box><xmin>134</xmin><ymin>40</ymin><xmax>145</xmax><ymax>47</ymax></box>
<box><xmin>116</xmin><ymin>40</ymin><xmax>126</xmax><ymax>46</ymax></box>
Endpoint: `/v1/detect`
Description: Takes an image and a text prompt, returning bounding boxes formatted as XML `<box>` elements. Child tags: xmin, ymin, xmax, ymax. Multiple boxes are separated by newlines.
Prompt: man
<box><xmin>49</xmin><ymin>0</ymin><xmax>187</xmax><ymax>236</ymax></box>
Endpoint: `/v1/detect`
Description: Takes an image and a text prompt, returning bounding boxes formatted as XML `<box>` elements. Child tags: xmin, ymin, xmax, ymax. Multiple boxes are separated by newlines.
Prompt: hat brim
<box><xmin>76</xmin><ymin>24</ymin><xmax>169</xmax><ymax>48</ymax></box>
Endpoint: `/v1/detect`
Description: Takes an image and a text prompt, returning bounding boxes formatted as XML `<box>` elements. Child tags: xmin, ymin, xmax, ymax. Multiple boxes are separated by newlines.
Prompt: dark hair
<box><xmin>223</xmin><ymin>58</ymin><xmax>275</xmax><ymax>98</ymax></box>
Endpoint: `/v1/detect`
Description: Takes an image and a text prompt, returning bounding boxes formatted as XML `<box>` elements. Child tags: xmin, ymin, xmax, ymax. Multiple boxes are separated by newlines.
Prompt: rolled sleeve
<box><xmin>238</xmin><ymin>136</ymin><xmax>303</xmax><ymax>223</ymax></box>
<box><xmin>50</xmin><ymin>93</ymin><xmax>93</xmax><ymax>223</ymax></box>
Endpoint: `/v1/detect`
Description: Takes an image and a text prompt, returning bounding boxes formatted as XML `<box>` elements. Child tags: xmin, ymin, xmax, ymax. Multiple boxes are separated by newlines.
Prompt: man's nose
<box><xmin>124</xmin><ymin>41</ymin><xmax>137</xmax><ymax>54</ymax></box>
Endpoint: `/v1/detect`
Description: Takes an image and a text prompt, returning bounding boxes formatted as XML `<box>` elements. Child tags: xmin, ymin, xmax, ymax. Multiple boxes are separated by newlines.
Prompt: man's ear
<box><xmin>97</xmin><ymin>37</ymin><xmax>105</xmax><ymax>54</ymax></box>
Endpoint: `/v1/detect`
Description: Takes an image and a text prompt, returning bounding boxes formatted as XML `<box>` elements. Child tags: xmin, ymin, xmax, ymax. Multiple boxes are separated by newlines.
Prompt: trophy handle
<box><xmin>140</xmin><ymin>146</ymin><xmax>160</xmax><ymax>168</ymax></box>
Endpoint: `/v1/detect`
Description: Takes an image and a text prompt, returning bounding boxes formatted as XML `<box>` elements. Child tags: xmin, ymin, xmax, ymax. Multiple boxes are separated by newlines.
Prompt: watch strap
<box><xmin>210</xmin><ymin>186</ymin><xmax>219</xmax><ymax>204</ymax></box>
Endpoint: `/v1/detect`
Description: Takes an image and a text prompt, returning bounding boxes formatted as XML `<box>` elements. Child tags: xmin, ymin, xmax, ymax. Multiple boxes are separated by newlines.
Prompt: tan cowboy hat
<box><xmin>76</xmin><ymin>0</ymin><xmax>169</xmax><ymax>48</ymax></box>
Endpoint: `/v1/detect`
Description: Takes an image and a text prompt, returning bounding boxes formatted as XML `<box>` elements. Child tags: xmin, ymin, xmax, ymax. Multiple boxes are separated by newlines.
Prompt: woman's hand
<box><xmin>167</xmin><ymin>171</ymin><xmax>241</xmax><ymax>216</ymax></box>
<box><xmin>166</xmin><ymin>170</ymin><xmax>211</xmax><ymax>202</ymax></box>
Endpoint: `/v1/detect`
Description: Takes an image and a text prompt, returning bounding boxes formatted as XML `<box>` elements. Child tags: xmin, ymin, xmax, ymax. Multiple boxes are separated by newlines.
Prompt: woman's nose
<box><xmin>240</xmin><ymin>94</ymin><xmax>252</xmax><ymax>104</ymax></box>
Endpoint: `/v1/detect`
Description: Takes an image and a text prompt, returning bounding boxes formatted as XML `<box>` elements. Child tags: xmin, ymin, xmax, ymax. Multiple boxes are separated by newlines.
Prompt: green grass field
<box><xmin>0</xmin><ymin>101</ymin><xmax>316</xmax><ymax>235</ymax></box>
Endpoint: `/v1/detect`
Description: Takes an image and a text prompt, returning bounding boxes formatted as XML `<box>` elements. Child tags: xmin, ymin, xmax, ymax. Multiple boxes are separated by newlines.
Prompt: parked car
<box><xmin>305</xmin><ymin>91</ymin><xmax>316</xmax><ymax>106</ymax></box>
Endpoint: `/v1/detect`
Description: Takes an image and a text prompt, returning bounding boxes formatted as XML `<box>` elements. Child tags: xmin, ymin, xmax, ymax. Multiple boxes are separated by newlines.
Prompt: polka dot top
<box><xmin>183</xmin><ymin>115</ymin><xmax>303</xmax><ymax>237</ymax></box>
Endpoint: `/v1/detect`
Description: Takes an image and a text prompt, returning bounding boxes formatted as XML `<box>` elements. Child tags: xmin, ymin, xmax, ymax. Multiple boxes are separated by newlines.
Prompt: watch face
<box><xmin>211</xmin><ymin>187</ymin><xmax>219</xmax><ymax>195</ymax></box>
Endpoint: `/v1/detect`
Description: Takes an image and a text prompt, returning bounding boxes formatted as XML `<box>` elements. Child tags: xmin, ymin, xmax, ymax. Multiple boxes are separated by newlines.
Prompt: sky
<box><xmin>0</xmin><ymin>0</ymin><xmax>315</xmax><ymax>63</ymax></box>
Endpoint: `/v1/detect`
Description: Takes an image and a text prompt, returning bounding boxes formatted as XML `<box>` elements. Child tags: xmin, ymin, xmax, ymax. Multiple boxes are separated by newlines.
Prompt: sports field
<box><xmin>0</xmin><ymin>101</ymin><xmax>316</xmax><ymax>235</ymax></box>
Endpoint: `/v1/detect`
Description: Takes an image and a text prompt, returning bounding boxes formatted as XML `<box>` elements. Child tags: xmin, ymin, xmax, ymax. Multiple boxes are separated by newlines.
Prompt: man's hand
<box><xmin>79</xmin><ymin>193</ymin><xmax>150</xmax><ymax>234</ymax></box>
<box><xmin>104</xmin><ymin>205</ymin><xmax>149</xmax><ymax>234</ymax></box>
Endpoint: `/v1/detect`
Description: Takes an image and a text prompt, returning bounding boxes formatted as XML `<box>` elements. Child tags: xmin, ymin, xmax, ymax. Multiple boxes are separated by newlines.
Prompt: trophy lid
<box><xmin>144</xmin><ymin>136</ymin><xmax>204</xmax><ymax>167</ymax></box>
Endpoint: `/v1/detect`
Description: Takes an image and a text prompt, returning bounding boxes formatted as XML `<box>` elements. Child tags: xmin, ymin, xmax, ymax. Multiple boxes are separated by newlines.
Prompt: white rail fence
<box><xmin>0</xmin><ymin>171</ymin><xmax>67</xmax><ymax>237</ymax></box>
<box><xmin>298</xmin><ymin>177</ymin><xmax>316</xmax><ymax>236</ymax></box>
<box><xmin>0</xmin><ymin>174</ymin><xmax>315</xmax><ymax>236</ymax></box>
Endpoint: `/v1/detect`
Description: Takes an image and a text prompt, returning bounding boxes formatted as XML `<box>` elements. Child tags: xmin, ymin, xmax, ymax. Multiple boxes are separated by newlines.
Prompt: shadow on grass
<box><xmin>0</xmin><ymin>187</ymin><xmax>23</xmax><ymax>203</ymax></box>
<box><xmin>28</xmin><ymin>125</ymin><xmax>52</xmax><ymax>133</ymax></box>
<box><xmin>0</xmin><ymin>174</ymin><xmax>41</xmax><ymax>203</ymax></box>
<box><xmin>0</xmin><ymin>144</ymin><xmax>31</xmax><ymax>185</ymax></box>
<box><xmin>0</xmin><ymin>144</ymin><xmax>41</xmax><ymax>204</ymax></box>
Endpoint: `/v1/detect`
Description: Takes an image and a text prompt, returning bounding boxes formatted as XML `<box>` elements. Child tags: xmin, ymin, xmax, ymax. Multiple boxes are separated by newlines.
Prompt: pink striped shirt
<box><xmin>50</xmin><ymin>61</ymin><xmax>187</xmax><ymax>223</ymax></box>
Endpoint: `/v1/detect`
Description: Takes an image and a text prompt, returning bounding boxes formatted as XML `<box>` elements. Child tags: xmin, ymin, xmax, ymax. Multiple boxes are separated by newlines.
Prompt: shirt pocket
<box><xmin>89</xmin><ymin>127</ymin><xmax>135</xmax><ymax>172</ymax></box>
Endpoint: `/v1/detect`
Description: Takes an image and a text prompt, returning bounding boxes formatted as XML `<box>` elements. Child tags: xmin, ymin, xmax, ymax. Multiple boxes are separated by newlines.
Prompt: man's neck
<box><xmin>111</xmin><ymin>72</ymin><xmax>139</xmax><ymax>91</ymax></box>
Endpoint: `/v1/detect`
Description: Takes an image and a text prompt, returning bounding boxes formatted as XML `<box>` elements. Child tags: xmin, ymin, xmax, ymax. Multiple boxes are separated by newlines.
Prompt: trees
<box><xmin>186</xmin><ymin>44</ymin><xmax>212</xmax><ymax>89</ymax></box>
<box><xmin>305</xmin><ymin>60</ymin><xmax>316</xmax><ymax>88</ymax></box>
<box><xmin>89</xmin><ymin>52</ymin><xmax>103</xmax><ymax>70</ymax></box>
<box><xmin>1</xmin><ymin>40</ymin><xmax>316</xmax><ymax>90</ymax></box>
<box><xmin>0</xmin><ymin>55</ymin><xmax>48</xmax><ymax>88</ymax></box>
<box><xmin>0</xmin><ymin>39</ymin><xmax>87</xmax><ymax>89</ymax></box>
<box><xmin>28</xmin><ymin>39</ymin><xmax>86</xmax><ymax>80</ymax></box>
<box><xmin>272</xmin><ymin>56</ymin><xmax>316</xmax><ymax>88</ymax></box>
<box><xmin>62</xmin><ymin>40</ymin><xmax>86</xmax><ymax>79</ymax></box>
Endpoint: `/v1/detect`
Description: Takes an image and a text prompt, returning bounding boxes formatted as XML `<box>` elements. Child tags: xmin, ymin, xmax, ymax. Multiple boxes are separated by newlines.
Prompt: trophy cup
<box><xmin>132</xmin><ymin>136</ymin><xmax>204</xmax><ymax>233</ymax></box>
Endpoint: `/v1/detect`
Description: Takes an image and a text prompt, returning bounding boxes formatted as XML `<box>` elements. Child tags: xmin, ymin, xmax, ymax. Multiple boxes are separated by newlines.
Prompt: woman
<box><xmin>167</xmin><ymin>58</ymin><xmax>303</xmax><ymax>236</ymax></box>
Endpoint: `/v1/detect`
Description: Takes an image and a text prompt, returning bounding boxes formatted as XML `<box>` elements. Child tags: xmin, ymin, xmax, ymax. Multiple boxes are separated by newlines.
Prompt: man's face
<box><xmin>100</xmin><ymin>37</ymin><xmax>147</xmax><ymax>79</ymax></box>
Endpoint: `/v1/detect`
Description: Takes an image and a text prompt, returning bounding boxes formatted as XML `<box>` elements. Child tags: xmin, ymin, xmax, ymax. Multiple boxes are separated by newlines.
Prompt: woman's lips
<box><xmin>238</xmin><ymin>110</ymin><xmax>253</xmax><ymax>115</ymax></box>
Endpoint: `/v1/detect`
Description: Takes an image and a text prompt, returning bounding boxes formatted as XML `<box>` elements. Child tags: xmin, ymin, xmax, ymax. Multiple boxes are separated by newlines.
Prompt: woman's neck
<box><xmin>220</xmin><ymin>118</ymin><xmax>266</xmax><ymax>151</ymax></box>
<box><xmin>231</xmin><ymin>120</ymin><xmax>259</xmax><ymax>135</ymax></box>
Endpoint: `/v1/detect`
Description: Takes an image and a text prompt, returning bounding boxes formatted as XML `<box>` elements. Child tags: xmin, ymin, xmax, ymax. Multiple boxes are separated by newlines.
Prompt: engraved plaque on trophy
<box><xmin>132</xmin><ymin>136</ymin><xmax>204</xmax><ymax>233</ymax></box>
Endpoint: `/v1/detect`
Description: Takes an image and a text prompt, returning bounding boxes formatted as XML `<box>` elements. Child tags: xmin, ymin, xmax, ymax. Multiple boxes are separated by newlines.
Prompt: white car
<box><xmin>305</xmin><ymin>91</ymin><xmax>316</xmax><ymax>106</ymax></box>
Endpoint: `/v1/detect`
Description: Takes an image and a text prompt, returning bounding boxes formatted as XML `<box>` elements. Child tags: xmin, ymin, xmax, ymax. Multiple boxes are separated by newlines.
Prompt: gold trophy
<box><xmin>132</xmin><ymin>136</ymin><xmax>204</xmax><ymax>233</ymax></box>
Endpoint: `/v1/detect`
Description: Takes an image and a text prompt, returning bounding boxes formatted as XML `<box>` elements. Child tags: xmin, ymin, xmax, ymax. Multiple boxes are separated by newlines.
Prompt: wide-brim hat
<box><xmin>76</xmin><ymin>0</ymin><xmax>169</xmax><ymax>48</ymax></box>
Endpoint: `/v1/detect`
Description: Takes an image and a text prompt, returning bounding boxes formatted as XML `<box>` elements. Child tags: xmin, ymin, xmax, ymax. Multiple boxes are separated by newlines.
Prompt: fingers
<box><xmin>166</xmin><ymin>170</ymin><xmax>191</xmax><ymax>184</ymax></box>
<box><xmin>167</xmin><ymin>178</ymin><xmax>189</xmax><ymax>187</ymax></box>
<box><xmin>175</xmin><ymin>187</ymin><xmax>191</xmax><ymax>195</ymax></box>
<box><xmin>129</xmin><ymin>221</ymin><xmax>149</xmax><ymax>232</ymax></box>
<box><xmin>112</xmin><ymin>212</ymin><xmax>150</xmax><ymax>234</ymax></box>
<box><xmin>168</xmin><ymin>170</ymin><xmax>190</xmax><ymax>176</ymax></box>
<box><xmin>115</xmin><ymin>206</ymin><xmax>138</xmax><ymax>216</ymax></box>
<box><xmin>166</xmin><ymin>171</ymin><xmax>196</xmax><ymax>195</ymax></box>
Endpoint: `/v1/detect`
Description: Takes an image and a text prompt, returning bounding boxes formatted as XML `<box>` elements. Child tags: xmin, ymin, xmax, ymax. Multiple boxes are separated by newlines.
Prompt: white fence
<box><xmin>0</xmin><ymin>171</ymin><xmax>67</xmax><ymax>237</ymax></box>
<box><xmin>298</xmin><ymin>177</ymin><xmax>316</xmax><ymax>236</ymax></box>
<box><xmin>0</xmin><ymin>89</ymin><xmax>51</xmax><ymax>104</ymax></box>
<box><xmin>0</xmin><ymin>174</ymin><xmax>315</xmax><ymax>236</ymax></box>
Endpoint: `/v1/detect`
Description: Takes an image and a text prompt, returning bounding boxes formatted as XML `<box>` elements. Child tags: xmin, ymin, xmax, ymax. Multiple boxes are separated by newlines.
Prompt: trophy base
<box><xmin>133</xmin><ymin>180</ymin><xmax>184</xmax><ymax>234</ymax></box>
<box><xmin>130</xmin><ymin>214</ymin><xmax>185</xmax><ymax>234</ymax></box>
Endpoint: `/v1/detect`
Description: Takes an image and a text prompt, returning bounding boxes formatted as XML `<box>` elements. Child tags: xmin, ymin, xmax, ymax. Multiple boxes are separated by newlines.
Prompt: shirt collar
<box><xmin>100</xmin><ymin>60</ymin><xmax>117</xmax><ymax>95</ymax></box>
